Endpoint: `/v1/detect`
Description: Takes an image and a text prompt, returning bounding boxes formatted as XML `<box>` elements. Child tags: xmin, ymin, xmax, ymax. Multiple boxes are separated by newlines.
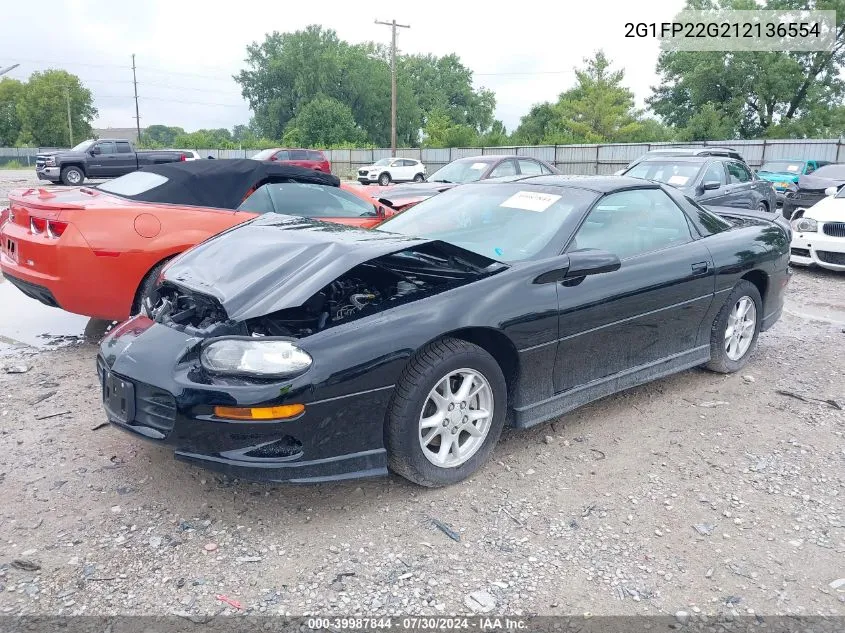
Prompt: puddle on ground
<box><xmin>784</xmin><ymin>296</ymin><xmax>845</xmax><ymax>326</ymax></box>
<box><xmin>0</xmin><ymin>275</ymin><xmax>111</xmax><ymax>357</ymax></box>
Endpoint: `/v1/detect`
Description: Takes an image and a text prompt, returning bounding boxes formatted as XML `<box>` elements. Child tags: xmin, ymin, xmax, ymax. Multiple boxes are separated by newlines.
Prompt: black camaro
<box><xmin>97</xmin><ymin>176</ymin><xmax>791</xmax><ymax>487</ymax></box>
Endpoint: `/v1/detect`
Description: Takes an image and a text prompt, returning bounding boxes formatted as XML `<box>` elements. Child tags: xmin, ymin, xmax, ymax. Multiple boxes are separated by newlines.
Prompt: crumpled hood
<box><xmin>797</xmin><ymin>172</ymin><xmax>845</xmax><ymax>190</ymax></box>
<box><xmin>803</xmin><ymin>195</ymin><xmax>845</xmax><ymax>222</ymax></box>
<box><xmin>161</xmin><ymin>213</ymin><xmax>493</xmax><ymax>321</ymax></box>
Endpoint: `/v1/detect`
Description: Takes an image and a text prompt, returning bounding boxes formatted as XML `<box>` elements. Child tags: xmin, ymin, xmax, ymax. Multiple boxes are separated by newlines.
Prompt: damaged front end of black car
<box><xmin>96</xmin><ymin>214</ymin><xmax>506</xmax><ymax>483</ymax></box>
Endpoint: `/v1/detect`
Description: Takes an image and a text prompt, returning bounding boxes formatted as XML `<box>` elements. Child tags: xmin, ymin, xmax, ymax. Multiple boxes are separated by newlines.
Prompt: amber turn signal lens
<box><xmin>213</xmin><ymin>404</ymin><xmax>305</xmax><ymax>420</ymax></box>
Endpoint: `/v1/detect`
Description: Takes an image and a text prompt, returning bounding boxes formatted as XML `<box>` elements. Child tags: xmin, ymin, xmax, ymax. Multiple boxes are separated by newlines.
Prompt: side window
<box><xmin>274</xmin><ymin>150</ymin><xmax>290</xmax><ymax>161</ymax></box>
<box><xmin>701</xmin><ymin>162</ymin><xmax>726</xmax><ymax>186</ymax></box>
<box><xmin>237</xmin><ymin>185</ymin><xmax>275</xmax><ymax>214</ymax></box>
<box><xmin>97</xmin><ymin>142</ymin><xmax>116</xmax><ymax>155</ymax></box>
<box><xmin>116</xmin><ymin>141</ymin><xmax>132</xmax><ymax>154</ymax></box>
<box><xmin>568</xmin><ymin>189</ymin><xmax>693</xmax><ymax>260</ymax></box>
<box><xmin>804</xmin><ymin>161</ymin><xmax>816</xmax><ymax>174</ymax></box>
<box><xmin>489</xmin><ymin>159</ymin><xmax>517</xmax><ymax>178</ymax></box>
<box><xmin>518</xmin><ymin>159</ymin><xmax>543</xmax><ymax>176</ymax></box>
<box><xmin>726</xmin><ymin>161</ymin><xmax>751</xmax><ymax>183</ymax></box>
<box><xmin>290</xmin><ymin>149</ymin><xmax>309</xmax><ymax>160</ymax></box>
<box><xmin>307</xmin><ymin>150</ymin><xmax>324</xmax><ymax>161</ymax></box>
<box><xmin>401</xmin><ymin>159</ymin><xmax>416</xmax><ymax>167</ymax></box>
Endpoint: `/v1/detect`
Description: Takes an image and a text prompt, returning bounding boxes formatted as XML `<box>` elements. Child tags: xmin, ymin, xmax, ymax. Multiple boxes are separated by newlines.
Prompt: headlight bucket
<box><xmin>200</xmin><ymin>337</ymin><xmax>312</xmax><ymax>378</ymax></box>
<box><xmin>791</xmin><ymin>217</ymin><xmax>818</xmax><ymax>233</ymax></box>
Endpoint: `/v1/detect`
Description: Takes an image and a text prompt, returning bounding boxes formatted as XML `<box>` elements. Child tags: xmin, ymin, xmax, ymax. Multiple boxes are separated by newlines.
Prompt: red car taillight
<box><xmin>29</xmin><ymin>216</ymin><xmax>67</xmax><ymax>238</ymax></box>
<box><xmin>180</xmin><ymin>153</ymin><xmax>187</xmax><ymax>161</ymax></box>
<box><xmin>47</xmin><ymin>220</ymin><xmax>68</xmax><ymax>238</ymax></box>
<box><xmin>30</xmin><ymin>216</ymin><xmax>47</xmax><ymax>234</ymax></box>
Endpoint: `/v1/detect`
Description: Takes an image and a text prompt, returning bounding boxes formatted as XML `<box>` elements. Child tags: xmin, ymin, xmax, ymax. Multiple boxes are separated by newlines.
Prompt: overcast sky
<box><xmin>1</xmin><ymin>0</ymin><xmax>685</xmax><ymax>134</ymax></box>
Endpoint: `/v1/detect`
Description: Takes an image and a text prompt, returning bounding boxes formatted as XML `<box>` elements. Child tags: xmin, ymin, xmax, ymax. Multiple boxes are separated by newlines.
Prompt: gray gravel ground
<box><xmin>0</xmin><ymin>170</ymin><xmax>843</xmax><ymax>621</ymax></box>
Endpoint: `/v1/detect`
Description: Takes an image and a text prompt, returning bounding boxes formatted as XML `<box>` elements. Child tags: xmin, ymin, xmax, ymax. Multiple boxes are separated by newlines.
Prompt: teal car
<box><xmin>757</xmin><ymin>159</ymin><xmax>832</xmax><ymax>204</ymax></box>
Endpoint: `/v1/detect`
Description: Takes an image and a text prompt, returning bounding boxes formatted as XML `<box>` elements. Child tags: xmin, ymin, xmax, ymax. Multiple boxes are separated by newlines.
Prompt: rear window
<box><xmin>290</xmin><ymin>150</ymin><xmax>309</xmax><ymax>160</ymax></box>
<box><xmin>97</xmin><ymin>171</ymin><xmax>169</xmax><ymax>196</ymax></box>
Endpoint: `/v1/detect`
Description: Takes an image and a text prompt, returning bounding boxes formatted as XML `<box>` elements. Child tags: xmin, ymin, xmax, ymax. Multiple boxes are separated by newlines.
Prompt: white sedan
<box><xmin>357</xmin><ymin>158</ymin><xmax>426</xmax><ymax>186</ymax></box>
<box><xmin>790</xmin><ymin>186</ymin><xmax>845</xmax><ymax>272</ymax></box>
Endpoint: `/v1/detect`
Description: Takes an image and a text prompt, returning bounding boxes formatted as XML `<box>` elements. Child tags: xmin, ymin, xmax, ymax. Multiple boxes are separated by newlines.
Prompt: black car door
<box><xmin>553</xmin><ymin>187</ymin><xmax>715</xmax><ymax>393</ymax></box>
<box><xmin>88</xmin><ymin>141</ymin><xmax>117</xmax><ymax>176</ymax></box>
<box><xmin>113</xmin><ymin>141</ymin><xmax>137</xmax><ymax>175</ymax></box>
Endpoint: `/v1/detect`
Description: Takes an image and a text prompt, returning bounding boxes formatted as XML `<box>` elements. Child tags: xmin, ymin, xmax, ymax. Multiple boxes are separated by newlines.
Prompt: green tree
<box><xmin>649</xmin><ymin>0</ymin><xmax>845</xmax><ymax>139</ymax></box>
<box><xmin>0</xmin><ymin>78</ymin><xmax>25</xmax><ymax>146</ymax></box>
<box><xmin>17</xmin><ymin>70</ymin><xmax>97</xmax><ymax>147</ymax></box>
<box><xmin>282</xmin><ymin>95</ymin><xmax>366</xmax><ymax>147</ymax></box>
<box><xmin>172</xmin><ymin>128</ymin><xmax>235</xmax><ymax>149</ymax></box>
<box><xmin>144</xmin><ymin>124</ymin><xmax>185</xmax><ymax>147</ymax></box>
<box><xmin>422</xmin><ymin>108</ymin><xmax>480</xmax><ymax>148</ymax></box>
<box><xmin>513</xmin><ymin>51</ymin><xmax>649</xmax><ymax>144</ymax></box>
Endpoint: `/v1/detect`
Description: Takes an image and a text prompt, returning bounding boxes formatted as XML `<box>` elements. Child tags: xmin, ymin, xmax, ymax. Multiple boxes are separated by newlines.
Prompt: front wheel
<box><xmin>385</xmin><ymin>338</ymin><xmax>507</xmax><ymax>487</ymax></box>
<box><xmin>378</xmin><ymin>172</ymin><xmax>391</xmax><ymax>186</ymax></box>
<box><xmin>705</xmin><ymin>280</ymin><xmax>762</xmax><ymax>373</ymax></box>
<box><xmin>757</xmin><ymin>201</ymin><xmax>768</xmax><ymax>213</ymax></box>
<box><xmin>60</xmin><ymin>166</ymin><xmax>84</xmax><ymax>186</ymax></box>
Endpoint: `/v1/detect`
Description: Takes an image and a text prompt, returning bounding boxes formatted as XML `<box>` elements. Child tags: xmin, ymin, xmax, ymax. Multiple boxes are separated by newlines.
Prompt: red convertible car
<box><xmin>0</xmin><ymin>159</ymin><xmax>398</xmax><ymax>322</ymax></box>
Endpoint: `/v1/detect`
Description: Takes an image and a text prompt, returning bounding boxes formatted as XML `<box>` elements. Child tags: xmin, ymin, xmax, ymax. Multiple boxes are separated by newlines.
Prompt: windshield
<box><xmin>625</xmin><ymin>161</ymin><xmax>702</xmax><ymax>188</ymax></box>
<box><xmin>97</xmin><ymin>171</ymin><xmax>169</xmax><ymax>196</ymax></box>
<box><xmin>377</xmin><ymin>183</ymin><xmax>598</xmax><ymax>262</ymax></box>
<box><xmin>71</xmin><ymin>140</ymin><xmax>94</xmax><ymax>152</ymax></box>
<box><xmin>760</xmin><ymin>161</ymin><xmax>804</xmax><ymax>174</ymax></box>
<box><xmin>238</xmin><ymin>183</ymin><xmax>377</xmax><ymax>218</ymax></box>
<box><xmin>251</xmin><ymin>149</ymin><xmax>277</xmax><ymax>160</ymax></box>
<box><xmin>373</xmin><ymin>158</ymin><xmax>392</xmax><ymax>166</ymax></box>
<box><xmin>427</xmin><ymin>159</ymin><xmax>492</xmax><ymax>184</ymax></box>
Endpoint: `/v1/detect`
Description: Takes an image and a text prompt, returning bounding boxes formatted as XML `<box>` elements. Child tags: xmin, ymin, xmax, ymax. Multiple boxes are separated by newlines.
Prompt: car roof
<box><xmin>635</xmin><ymin>155</ymin><xmax>720</xmax><ymax>165</ymax></box>
<box><xmin>453</xmin><ymin>155</ymin><xmax>515</xmax><ymax>162</ymax></box>
<box><xmin>469</xmin><ymin>174</ymin><xmax>659</xmax><ymax>193</ymax></box>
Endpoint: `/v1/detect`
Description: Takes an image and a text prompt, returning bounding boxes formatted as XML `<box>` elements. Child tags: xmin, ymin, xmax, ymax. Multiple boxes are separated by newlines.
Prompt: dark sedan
<box><xmin>380</xmin><ymin>154</ymin><xmax>558</xmax><ymax>202</ymax></box>
<box><xmin>97</xmin><ymin>176</ymin><xmax>790</xmax><ymax>487</ymax></box>
<box><xmin>624</xmin><ymin>156</ymin><xmax>777</xmax><ymax>212</ymax></box>
<box><xmin>781</xmin><ymin>163</ymin><xmax>845</xmax><ymax>219</ymax></box>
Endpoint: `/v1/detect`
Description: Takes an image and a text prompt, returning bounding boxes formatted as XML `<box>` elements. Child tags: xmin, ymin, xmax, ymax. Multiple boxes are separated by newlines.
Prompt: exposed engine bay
<box><xmin>147</xmin><ymin>246</ymin><xmax>502</xmax><ymax>338</ymax></box>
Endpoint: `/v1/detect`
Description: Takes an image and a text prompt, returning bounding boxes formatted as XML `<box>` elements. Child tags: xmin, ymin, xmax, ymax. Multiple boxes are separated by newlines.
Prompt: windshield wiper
<box><xmin>430</xmin><ymin>179</ymin><xmax>454</xmax><ymax>184</ymax></box>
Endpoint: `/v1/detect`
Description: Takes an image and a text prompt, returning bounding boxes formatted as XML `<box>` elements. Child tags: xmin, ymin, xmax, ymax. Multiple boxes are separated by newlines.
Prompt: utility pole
<box><xmin>131</xmin><ymin>54</ymin><xmax>141</xmax><ymax>145</ymax></box>
<box><xmin>375</xmin><ymin>19</ymin><xmax>409</xmax><ymax>157</ymax></box>
<box><xmin>65</xmin><ymin>86</ymin><xmax>74</xmax><ymax>147</ymax></box>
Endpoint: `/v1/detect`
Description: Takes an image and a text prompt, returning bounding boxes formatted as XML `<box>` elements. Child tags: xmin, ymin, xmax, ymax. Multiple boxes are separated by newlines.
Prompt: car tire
<box><xmin>131</xmin><ymin>257</ymin><xmax>174</xmax><ymax>316</ymax></box>
<box><xmin>413</xmin><ymin>173</ymin><xmax>425</xmax><ymax>182</ymax></box>
<box><xmin>385</xmin><ymin>337</ymin><xmax>507</xmax><ymax>487</ymax></box>
<box><xmin>757</xmin><ymin>201</ymin><xmax>768</xmax><ymax>213</ymax></box>
<box><xmin>704</xmin><ymin>280</ymin><xmax>762</xmax><ymax>374</ymax></box>
<box><xmin>378</xmin><ymin>172</ymin><xmax>391</xmax><ymax>186</ymax></box>
<box><xmin>60</xmin><ymin>166</ymin><xmax>84</xmax><ymax>186</ymax></box>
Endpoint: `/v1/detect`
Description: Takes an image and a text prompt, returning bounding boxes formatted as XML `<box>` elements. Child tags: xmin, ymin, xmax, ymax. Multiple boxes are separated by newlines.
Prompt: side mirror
<box><xmin>533</xmin><ymin>249</ymin><xmax>621</xmax><ymax>284</ymax></box>
<box><xmin>825</xmin><ymin>186</ymin><xmax>838</xmax><ymax>197</ymax></box>
<box><xmin>702</xmin><ymin>180</ymin><xmax>721</xmax><ymax>191</ymax></box>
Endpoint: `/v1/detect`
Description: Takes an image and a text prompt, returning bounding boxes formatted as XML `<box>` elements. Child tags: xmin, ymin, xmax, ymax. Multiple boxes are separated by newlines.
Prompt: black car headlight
<box><xmin>201</xmin><ymin>338</ymin><xmax>312</xmax><ymax>378</ymax></box>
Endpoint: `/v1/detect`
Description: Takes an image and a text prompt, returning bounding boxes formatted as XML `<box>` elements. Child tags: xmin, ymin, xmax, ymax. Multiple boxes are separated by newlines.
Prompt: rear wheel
<box><xmin>385</xmin><ymin>338</ymin><xmax>507</xmax><ymax>487</ymax></box>
<box><xmin>757</xmin><ymin>201</ymin><xmax>768</xmax><ymax>213</ymax></box>
<box><xmin>413</xmin><ymin>173</ymin><xmax>425</xmax><ymax>182</ymax></box>
<box><xmin>378</xmin><ymin>172</ymin><xmax>391</xmax><ymax>186</ymax></box>
<box><xmin>705</xmin><ymin>280</ymin><xmax>762</xmax><ymax>373</ymax></box>
<box><xmin>60</xmin><ymin>166</ymin><xmax>84</xmax><ymax>186</ymax></box>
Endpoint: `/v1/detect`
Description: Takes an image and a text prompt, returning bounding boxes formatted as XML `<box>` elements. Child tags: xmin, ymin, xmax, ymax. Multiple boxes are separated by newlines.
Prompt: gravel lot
<box><xmin>0</xmin><ymin>169</ymin><xmax>844</xmax><ymax>621</ymax></box>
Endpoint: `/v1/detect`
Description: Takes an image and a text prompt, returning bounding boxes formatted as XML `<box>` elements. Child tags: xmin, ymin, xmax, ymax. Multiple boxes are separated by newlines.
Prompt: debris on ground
<box><xmin>11</xmin><ymin>559</ymin><xmax>41</xmax><ymax>571</ymax></box>
<box><xmin>431</xmin><ymin>518</ymin><xmax>461</xmax><ymax>542</ymax></box>
<box><xmin>464</xmin><ymin>590</ymin><xmax>496</xmax><ymax>613</ymax></box>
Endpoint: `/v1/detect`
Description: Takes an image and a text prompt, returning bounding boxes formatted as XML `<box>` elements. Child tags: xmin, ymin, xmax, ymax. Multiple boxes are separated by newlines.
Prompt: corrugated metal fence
<box><xmin>3</xmin><ymin>139</ymin><xmax>845</xmax><ymax>178</ymax></box>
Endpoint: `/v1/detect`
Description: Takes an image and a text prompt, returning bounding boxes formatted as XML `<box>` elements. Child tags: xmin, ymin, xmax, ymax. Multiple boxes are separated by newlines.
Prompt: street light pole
<box><xmin>375</xmin><ymin>19</ymin><xmax>409</xmax><ymax>157</ymax></box>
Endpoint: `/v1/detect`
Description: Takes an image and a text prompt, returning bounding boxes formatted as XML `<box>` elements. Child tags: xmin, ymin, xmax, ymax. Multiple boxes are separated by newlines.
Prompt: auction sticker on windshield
<box><xmin>668</xmin><ymin>175</ymin><xmax>690</xmax><ymax>186</ymax></box>
<box><xmin>500</xmin><ymin>191</ymin><xmax>562</xmax><ymax>212</ymax></box>
<box><xmin>471</xmin><ymin>163</ymin><xmax>487</xmax><ymax>170</ymax></box>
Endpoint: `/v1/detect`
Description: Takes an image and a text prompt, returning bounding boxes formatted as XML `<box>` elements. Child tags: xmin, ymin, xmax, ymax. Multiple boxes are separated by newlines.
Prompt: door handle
<box><xmin>691</xmin><ymin>261</ymin><xmax>710</xmax><ymax>274</ymax></box>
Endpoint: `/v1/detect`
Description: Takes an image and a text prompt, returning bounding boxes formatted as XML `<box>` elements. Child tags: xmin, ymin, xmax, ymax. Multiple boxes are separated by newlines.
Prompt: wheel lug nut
<box><xmin>448</xmin><ymin>403</ymin><xmax>454</xmax><ymax>411</ymax></box>
<box><xmin>442</xmin><ymin>420</ymin><xmax>448</xmax><ymax>427</ymax></box>
<box><xmin>462</xmin><ymin>416</ymin><xmax>468</xmax><ymax>423</ymax></box>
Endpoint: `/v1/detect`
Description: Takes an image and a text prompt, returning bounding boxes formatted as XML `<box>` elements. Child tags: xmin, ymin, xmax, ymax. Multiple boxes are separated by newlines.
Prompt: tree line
<box><xmin>1</xmin><ymin>0</ymin><xmax>844</xmax><ymax>150</ymax></box>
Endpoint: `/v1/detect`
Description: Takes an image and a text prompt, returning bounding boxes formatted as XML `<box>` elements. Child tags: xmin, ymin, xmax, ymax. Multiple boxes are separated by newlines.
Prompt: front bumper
<box><xmin>790</xmin><ymin>232</ymin><xmax>845</xmax><ymax>271</ymax></box>
<box><xmin>97</xmin><ymin>317</ymin><xmax>392</xmax><ymax>484</ymax></box>
<box><xmin>36</xmin><ymin>166</ymin><xmax>60</xmax><ymax>181</ymax></box>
